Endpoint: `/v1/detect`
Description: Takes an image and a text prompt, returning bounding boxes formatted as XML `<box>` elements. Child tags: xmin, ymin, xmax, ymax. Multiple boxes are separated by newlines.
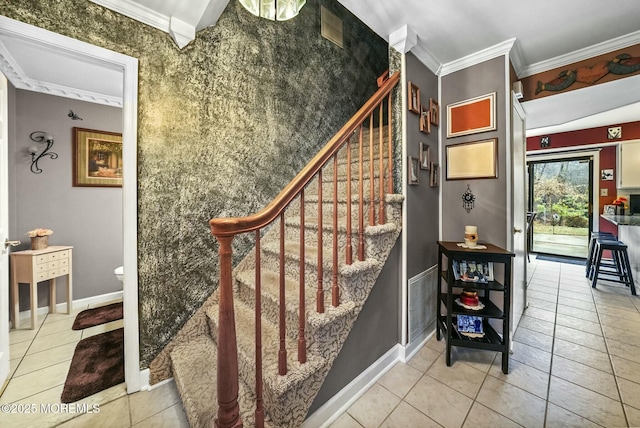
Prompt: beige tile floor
<box><xmin>0</xmin><ymin>299</ymin><xmax>189</xmax><ymax>428</ymax></box>
<box><xmin>4</xmin><ymin>256</ymin><xmax>640</xmax><ymax>427</ymax></box>
<box><xmin>331</xmin><ymin>256</ymin><xmax>640</xmax><ymax>428</ymax></box>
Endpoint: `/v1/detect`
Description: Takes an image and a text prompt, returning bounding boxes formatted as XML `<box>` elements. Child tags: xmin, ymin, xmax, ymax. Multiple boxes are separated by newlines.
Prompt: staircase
<box><xmin>169</xmin><ymin>72</ymin><xmax>401</xmax><ymax>427</ymax></box>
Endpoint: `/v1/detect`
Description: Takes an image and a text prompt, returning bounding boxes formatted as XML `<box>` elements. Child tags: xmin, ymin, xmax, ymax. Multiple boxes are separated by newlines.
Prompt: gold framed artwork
<box><xmin>429</xmin><ymin>98</ymin><xmax>439</xmax><ymax>126</ymax></box>
<box><xmin>447</xmin><ymin>92</ymin><xmax>496</xmax><ymax>138</ymax></box>
<box><xmin>446</xmin><ymin>138</ymin><xmax>498</xmax><ymax>180</ymax></box>
<box><xmin>419</xmin><ymin>105</ymin><xmax>430</xmax><ymax>134</ymax></box>
<box><xmin>73</xmin><ymin>127</ymin><xmax>123</xmax><ymax>187</ymax></box>
<box><xmin>408</xmin><ymin>81</ymin><xmax>420</xmax><ymax>114</ymax></box>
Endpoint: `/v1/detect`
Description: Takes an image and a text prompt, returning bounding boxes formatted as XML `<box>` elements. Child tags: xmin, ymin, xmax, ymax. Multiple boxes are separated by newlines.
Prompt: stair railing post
<box><xmin>387</xmin><ymin>93</ymin><xmax>393</xmax><ymax>195</ymax></box>
<box><xmin>368</xmin><ymin>115</ymin><xmax>375</xmax><ymax>226</ymax></box>
<box><xmin>346</xmin><ymin>140</ymin><xmax>353</xmax><ymax>265</ymax></box>
<box><xmin>214</xmin><ymin>234</ymin><xmax>243</xmax><ymax>428</ymax></box>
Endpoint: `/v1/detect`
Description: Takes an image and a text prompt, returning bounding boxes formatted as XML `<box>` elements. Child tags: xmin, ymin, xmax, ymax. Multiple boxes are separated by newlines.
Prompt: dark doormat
<box><xmin>61</xmin><ymin>328</ymin><xmax>124</xmax><ymax>403</ymax></box>
<box><xmin>535</xmin><ymin>254</ymin><xmax>586</xmax><ymax>265</ymax></box>
<box><xmin>72</xmin><ymin>302</ymin><xmax>123</xmax><ymax>330</ymax></box>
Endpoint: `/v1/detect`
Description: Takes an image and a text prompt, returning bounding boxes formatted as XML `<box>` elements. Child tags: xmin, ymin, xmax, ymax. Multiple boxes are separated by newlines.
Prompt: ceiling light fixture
<box><xmin>28</xmin><ymin>131</ymin><xmax>57</xmax><ymax>174</ymax></box>
<box><xmin>238</xmin><ymin>0</ymin><xmax>306</xmax><ymax>21</ymax></box>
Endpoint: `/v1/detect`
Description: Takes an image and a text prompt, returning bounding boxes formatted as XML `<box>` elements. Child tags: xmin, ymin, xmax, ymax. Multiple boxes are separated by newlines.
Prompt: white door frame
<box><xmin>0</xmin><ymin>71</ymin><xmax>10</xmax><ymax>389</ymax></box>
<box><xmin>0</xmin><ymin>16</ymin><xmax>141</xmax><ymax>393</ymax></box>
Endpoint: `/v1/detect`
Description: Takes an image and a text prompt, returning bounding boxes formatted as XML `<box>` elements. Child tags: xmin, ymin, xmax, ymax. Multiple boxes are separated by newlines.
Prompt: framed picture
<box><xmin>419</xmin><ymin>105</ymin><xmax>430</xmax><ymax>134</ymax></box>
<box><xmin>408</xmin><ymin>156</ymin><xmax>419</xmax><ymax>185</ymax></box>
<box><xmin>429</xmin><ymin>98</ymin><xmax>439</xmax><ymax>126</ymax></box>
<box><xmin>603</xmin><ymin>205</ymin><xmax>617</xmax><ymax>215</ymax></box>
<box><xmin>446</xmin><ymin>138</ymin><xmax>498</xmax><ymax>180</ymax></box>
<box><xmin>430</xmin><ymin>162</ymin><xmax>439</xmax><ymax>187</ymax></box>
<box><xmin>73</xmin><ymin>127</ymin><xmax>123</xmax><ymax>187</ymax></box>
<box><xmin>408</xmin><ymin>81</ymin><xmax>420</xmax><ymax>114</ymax></box>
<box><xmin>601</xmin><ymin>169</ymin><xmax>614</xmax><ymax>181</ymax></box>
<box><xmin>457</xmin><ymin>314</ymin><xmax>484</xmax><ymax>337</ymax></box>
<box><xmin>419</xmin><ymin>142</ymin><xmax>430</xmax><ymax>170</ymax></box>
<box><xmin>447</xmin><ymin>92</ymin><xmax>496</xmax><ymax>138</ymax></box>
<box><xmin>452</xmin><ymin>260</ymin><xmax>494</xmax><ymax>283</ymax></box>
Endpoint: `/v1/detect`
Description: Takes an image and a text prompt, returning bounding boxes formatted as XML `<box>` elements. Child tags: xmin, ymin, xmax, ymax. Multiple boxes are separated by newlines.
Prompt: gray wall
<box><xmin>441</xmin><ymin>56</ymin><xmax>508</xmax><ymax>248</ymax></box>
<box><xmin>8</xmin><ymin>88</ymin><xmax>123</xmax><ymax>309</ymax></box>
<box><xmin>309</xmin><ymin>238</ymin><xmax>401</xmax><ymax>414</ymax></box>
<box><xmin>405</xmin><ymin>52</ymin><xmax>440</xmax><ymax>274</ymax></box>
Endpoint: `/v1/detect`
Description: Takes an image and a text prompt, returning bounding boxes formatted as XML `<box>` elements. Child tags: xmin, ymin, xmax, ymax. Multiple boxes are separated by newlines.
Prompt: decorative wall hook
<box><xmin>68</xmin><ymin>110</ymin><xmax>83</xmax><ymax>120</ymax></box>
<box><xmin>462</xmin><ymin>184</ymin><xmax>475</xmax><ymax>213</ymax></box>
<box><xmin>28</xmin><ymin>131</ymin><xmax>58</xmax><ymax>174</ymax></box>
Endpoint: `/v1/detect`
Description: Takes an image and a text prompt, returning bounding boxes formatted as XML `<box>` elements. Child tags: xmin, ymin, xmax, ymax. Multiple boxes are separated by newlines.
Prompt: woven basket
<box><xmin>31</xmin><ymin>236</ymin><xmax>48</xmax><ymax>250</ymax></box>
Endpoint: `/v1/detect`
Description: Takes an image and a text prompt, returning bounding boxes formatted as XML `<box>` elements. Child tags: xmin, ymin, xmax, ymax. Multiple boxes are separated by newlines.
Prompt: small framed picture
<box><xmin>429</xmin><ymin>98</ymin><xmax>439</xmax><ymax>126</ymax></box>
<box><xmin>601</xmin><ymin>169</ymin><xmax>614</xmax><ymax>181</ymax></box>
<box><xmin>430</xmin><ymin>162</ymin><xmax>439</xmax><ymax>187</ymax></box>
<box><xmin>73</xmin><ymin>127</ymin><xmax>123</xmax><ymax>187</ymax></box>
<box><xmin>408</xmin><ymin>156</ymin><xmax>419</xmax><ymax>185</ymax></box>
<box><xmin>604</xmin><ymin>205</ymin><xmax>617</xmax><ymax>215</ymax></box>
<box><xmin>408</xmin><ymin>81</ymin><xmax>420</xmax><ymax>114</ymax></box>
<box><xmin>457</xmin><ymin>314</ymin><xmax>484</xmax><ymax>337</ymax></box>
<box><xmin>419</xmin><ymin>142</ymin><xmax>430</xmax><ymax>170</ymax></box>
<box><xmin>419</xmin><ymin>105</ymin><xmax>431</xmax><ymax>134</ymax></box>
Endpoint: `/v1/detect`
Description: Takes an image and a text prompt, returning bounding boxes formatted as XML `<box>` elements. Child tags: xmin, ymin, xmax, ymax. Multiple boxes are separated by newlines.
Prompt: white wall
<box><xmin>8</xmin><ymin>88</ymin><xmax>123</xmax><ymax>309</ymax></box>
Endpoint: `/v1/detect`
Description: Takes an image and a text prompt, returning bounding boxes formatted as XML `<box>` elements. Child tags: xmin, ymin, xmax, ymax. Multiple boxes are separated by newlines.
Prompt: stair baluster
<box><xmin>368</xmin><ymin>117</ymin><xmax>375</xmax><ymax>226</ymax></box>
<box><xmin>332</xmin><ymin>155</ymin><xmax>339</xmax><ymax>307</ymax></box>
<box><xmin>298</xmin><ymin>190</ymin><xmax>307</xmax><ymax>363</ymax></box>
<box><xmin>387</xmin><ymin>93</ymin><xmax>393</xmax><ymax>195</ymax></box>
<box><xmin>316</xmin><ymin>171</ymin><xmax>324</xmax><ymax>314</ymax></box>
<box><xmin>346</xmin><ymin>139</ymin><xmax>353</xmax><ymax>265</ymax></box>
<box><xmin>278</xmin><ymin>214</ymin><xmax>287</xmax><ymax>375</ymax></box>
<box><xmin>254</xmin><ymin>230</ymin><xmax>264</xmax><ymax>428</ymax></box>
<box><xmin>378</xmin><ymin>103</ymin><xmax>385</xmax><ymax>224</ymax></box>
<box><xmin>358</xmin><ymin>125</ymin><xmax>365</xmax><ymax>261</ymax></box>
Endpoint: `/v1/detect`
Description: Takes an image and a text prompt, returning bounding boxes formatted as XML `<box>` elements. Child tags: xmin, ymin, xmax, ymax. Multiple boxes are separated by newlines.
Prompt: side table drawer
<box><xmin>35</xmin><ymin>254</ymin><xmax>49</xmax><ymax>264</ymax></box>
<box><xmin>49</xmin><ymin>250</ymin><xmax>69</xmax><ymax>261</ymax></box>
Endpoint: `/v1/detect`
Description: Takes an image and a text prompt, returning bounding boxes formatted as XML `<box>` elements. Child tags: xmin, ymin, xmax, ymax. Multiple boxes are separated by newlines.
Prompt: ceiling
<box><xmin>2</xmin><ymin>0</ymin><xmax>640</xmax><ymax>134</ymax></box>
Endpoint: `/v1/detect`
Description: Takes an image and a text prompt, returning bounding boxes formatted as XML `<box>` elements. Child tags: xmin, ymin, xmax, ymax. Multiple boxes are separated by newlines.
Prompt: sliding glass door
<box><xmin>528</xmin><ymin>156</ymin><xmax>593</xmax><ymax>258</ymax></box>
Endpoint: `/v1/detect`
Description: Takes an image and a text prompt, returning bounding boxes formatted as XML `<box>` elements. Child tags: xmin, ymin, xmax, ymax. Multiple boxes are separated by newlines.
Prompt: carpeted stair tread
<box><xmin>206</xmin><ymin>301</ymin><xmax>327</xmax><ymax>386</ymax></box>
<box><xmin>171</xmin><ymin>335</ymin><xmax>266</xmax><ymax>428</ymax></box>
<box><xmin>284</xmin><ymin>215</ymin><xmax>398</xmax><ymax>235</ymax></box>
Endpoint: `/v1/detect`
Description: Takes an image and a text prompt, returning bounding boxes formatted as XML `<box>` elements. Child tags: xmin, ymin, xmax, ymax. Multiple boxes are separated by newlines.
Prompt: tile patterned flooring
<box><xmin>2</xmin><ymin>256</ymin><xmax>640</xmax><ymax>427</ymax></box>
<box><xmin>330</xmin><ymin>257</ymin><xmax>640</xmax><ymax>428</ymax></box>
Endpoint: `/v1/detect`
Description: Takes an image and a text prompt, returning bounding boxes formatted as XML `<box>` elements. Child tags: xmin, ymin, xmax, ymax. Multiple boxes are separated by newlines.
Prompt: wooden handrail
<box><xmin>209</xmin><ymin>71</ymin><xmax>400</xmax><ymax>238</ymax></box>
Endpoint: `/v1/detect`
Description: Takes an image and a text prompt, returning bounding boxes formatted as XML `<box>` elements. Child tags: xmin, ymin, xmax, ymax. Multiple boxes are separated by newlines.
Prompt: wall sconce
<box><xmin>28</xmin><ymin>131</ymin><xmax>58</xmax><ymax>174</ymax></box>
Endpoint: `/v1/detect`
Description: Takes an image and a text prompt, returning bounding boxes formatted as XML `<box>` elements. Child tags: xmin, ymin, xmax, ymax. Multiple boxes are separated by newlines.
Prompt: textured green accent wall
<box><xmin>2</xmin><ymin>0</ymin><xmax>388</xmax><ymax>367</ymax></box>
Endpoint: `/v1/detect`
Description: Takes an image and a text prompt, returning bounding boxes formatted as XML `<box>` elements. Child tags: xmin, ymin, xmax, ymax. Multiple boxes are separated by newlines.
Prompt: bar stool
<box><xmin>590</xmin><ymin>238</ymin><xmax>636</xmax><ymax>295</ymax></box>
<box><xmin>585</xmin><ymin>232</ymin><xmax>615</xmax><ymax>277</ymax></box>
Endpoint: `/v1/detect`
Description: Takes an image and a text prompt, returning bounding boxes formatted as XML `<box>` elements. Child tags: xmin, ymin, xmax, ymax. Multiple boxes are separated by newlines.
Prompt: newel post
<box><xmin>214</xmin><ymin>235</ymin><xmax>243</xmax><ymax>428</ymax></box>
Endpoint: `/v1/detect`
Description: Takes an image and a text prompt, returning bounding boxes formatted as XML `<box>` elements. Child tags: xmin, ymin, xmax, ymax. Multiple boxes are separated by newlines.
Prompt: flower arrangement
<box><xmin>612</xmin><ymin>197</ymin><xmax>628</xmax><ymax>206</ymax></box>
<box><xmin>26</xmin><ymin>228</ymin><xmax>53</xmax><ymax>237</ymax></box>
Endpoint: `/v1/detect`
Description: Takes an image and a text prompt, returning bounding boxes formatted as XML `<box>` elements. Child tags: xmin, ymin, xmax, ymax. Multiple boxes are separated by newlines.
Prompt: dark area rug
<box><xmin>535</xmin><ymin>254</ymin><xmax>586</xmax><ymax>265</ymax></box>
<box><xmin>61</xmin><ymin>328</ymin><xmax>124</xmax><ymax>403</ymax></box>
<box><xmin>72</xmin><ymin>302</ymin><xmax>123</xmax><ymax>330</ymax></box>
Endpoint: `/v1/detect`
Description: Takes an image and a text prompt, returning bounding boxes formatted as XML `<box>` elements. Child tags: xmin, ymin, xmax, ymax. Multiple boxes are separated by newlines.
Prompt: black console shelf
<box><xmin>436</xmin><ymin>241</ymin><xmax>514</xmax><ymax>374</ymax></box>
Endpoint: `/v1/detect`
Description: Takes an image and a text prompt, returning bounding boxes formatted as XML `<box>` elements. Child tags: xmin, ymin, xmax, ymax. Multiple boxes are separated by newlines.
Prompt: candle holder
<box><xmin>465</xmin><ymin>225</ymin><xmax>478</xmax><ymax>247</ymax></box>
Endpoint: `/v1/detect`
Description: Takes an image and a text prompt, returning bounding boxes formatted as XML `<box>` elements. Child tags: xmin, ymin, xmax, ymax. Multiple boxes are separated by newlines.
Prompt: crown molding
<box><xmin>519</xmin><ymin>29</ymin><xmax>640</xmax><ymax>77</ymax></box>
<box><xmin>440</xmin><ymin>38</ymin><xmax>516</xmax><ymax>76</ymax></box>
<box><xmin>389</xmin><ymin>25</ymin><xmax>417</xmax><ymax>54</ymax></box>
<box><xmin>509</xmin><ymin>39</ymin><xmax>526</xmax><ymax>77</ymax></box>
<box><xmin>89</xmin><ymin>0</ymin><xmax>170</xmax><ymax>33</ymax></box>
<box><xmin>411</xmin><ymin>42</ymin><xmax>441</xmax><ymax>76</ymax></box>
<box><xmin>89</xmin><ymin>0</ymin><xmax>196</xmax><ymax>49</ymax></box>
<box><xmin>0</xmin><ymin>18</ymin><xmax>123</xmax><ymax>107</ymax></box>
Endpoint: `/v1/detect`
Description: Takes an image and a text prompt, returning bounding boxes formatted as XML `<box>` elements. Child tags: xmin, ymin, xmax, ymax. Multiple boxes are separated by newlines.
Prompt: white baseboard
<box><xmin>302</xmin><ymin>344</ymin><xmax>402</xmax><ymax>428</ymax></box>
<box><xmin>138</xmin><ymin>369</ymin><xmax>152</xmax><ymax>391</ymax></box>
<box><xmin>402</xmin><ymin>329</ymin><xmax>435</xmax><ymax>363</ymax></box>
<box><xmin>17</xmin><ymin>290</ymin><xmax>123</xmax><ymax>322</ymax></box>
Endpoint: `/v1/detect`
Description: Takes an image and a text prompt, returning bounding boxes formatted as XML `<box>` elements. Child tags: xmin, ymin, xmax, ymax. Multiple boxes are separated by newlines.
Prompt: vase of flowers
<box><xmin>613</xmin><ymin>197</ymin><xmax>628</xmax><ymax>216</ymax></box>
<box><xmin>26</xmin><ymin>228</ymin><xmax>53</xmax><ymax>250</ymax></box>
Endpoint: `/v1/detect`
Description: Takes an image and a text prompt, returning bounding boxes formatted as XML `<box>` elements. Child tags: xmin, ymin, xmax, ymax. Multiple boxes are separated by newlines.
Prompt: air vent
<box><xmin>321</xmin><ymin>6</ymin><xmax>343</xmax><ymax>48</ymax></box>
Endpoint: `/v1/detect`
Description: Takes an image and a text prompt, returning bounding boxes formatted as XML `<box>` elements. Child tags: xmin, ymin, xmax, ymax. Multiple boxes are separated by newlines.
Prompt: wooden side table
<box><xmin>10</xmin><ymin>245</ymin><xmax>73</xmax><ymax>329</ymax></box>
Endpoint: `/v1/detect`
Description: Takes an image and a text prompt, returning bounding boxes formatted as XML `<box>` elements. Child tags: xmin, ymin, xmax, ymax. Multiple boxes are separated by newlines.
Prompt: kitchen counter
<box><xmin>601</xmin><ymin>214</ymin><xmax>640</xmax><ymax>226</ymax></box>
<box><xmin>601</xmin><ymin>214</ymin><xmax>640</xmax><ymax>286</ymax></box>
